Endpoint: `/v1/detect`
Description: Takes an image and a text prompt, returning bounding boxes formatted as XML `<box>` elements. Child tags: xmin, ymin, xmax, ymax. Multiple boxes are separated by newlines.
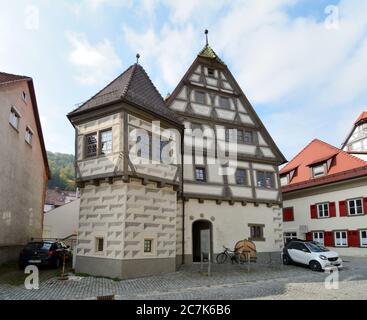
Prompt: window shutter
<box><xmin>305</xmin><ymin>232</ymin><xmax>312</xmax><ymax>241</ymax></box>
<box><xmin>329</xmin><ymin>202</ymin><xmax>336</xmax><ymax>217</ymax></box>
<box><xmin>282</xmin><ymin>207</ymin><xmax>294</xmax><ymax>222</ymax></box>
<box><xmin>324</xmin><ymin>231</ymin><xmax>334</xmax><ymax>247</ymax></box>
<box><xmin>339</xmin><ymin>200</ymin><xmax>348</xmax><ymax>217</ymax></box>
<box><xmin>363</xmin><ymin>198</ymin><xmax>367</xmax><ymax>215</ymax></box>
<box><xmin>348</xmin><ymin>230</ymin><xmax>359</xmax><ymax>247</ymax></box>
<box><xmin>310</xmin><ymin>204</ymin><xmax>317</xmax><ymax>219</ymax></box>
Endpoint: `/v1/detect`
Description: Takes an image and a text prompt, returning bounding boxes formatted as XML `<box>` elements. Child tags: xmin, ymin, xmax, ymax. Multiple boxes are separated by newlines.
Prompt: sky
<box><xmin>0</xmin><ymin>0</ymin><xmax>366</xmax><ymax>161</ymax></box>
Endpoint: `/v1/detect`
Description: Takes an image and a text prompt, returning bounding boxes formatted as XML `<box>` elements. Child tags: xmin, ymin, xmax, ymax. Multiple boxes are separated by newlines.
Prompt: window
<box><xmin>100</xmin><ymin>130</ymin><xmax>113</xmax><ymax>155</ymax></box>
<box><xmin>225</xmin><ymin>129</ymin><xmax>236</xmax><ymax>142</ymax></box>
<box><xmin>235</xmin><ymin>169</ymin><xmax>247</xmax><ymax>185</ymax></box>
<box><xmin>195</xmin><ymin>167</ymin><xmax>206</xmax><ymax>182</ymax></box>
<box><xmin>95</xmin><ymin>237</ymin><xmax>104</xmax><ymax>252</ymax></box>
<box><xmin>360</xmin><ymin>230</ymin><xmax>367</xmax><ymax>247</ymax></box>
<box><xmin>144</xmin><ymin>239</ymin><xmax>153</xmax><ymax>253</ymax></box>
<box><xmin>249</xmin><ymin>224</ymin><xmax>265</xmax><ymax>241</ymax></box>
<box><xmin>334</xmin><ymin>231</ymin><xmax>348</xmax><ymax>247</ymax></box>
<box><xmin>85</xmin><ymin>133</ymin><xmax>97</xmax><ymax>158</ymax></box>
<box><xmin>348</xmin><ymin>198</ymin><xmax>363</xmax><ymax>215</ymax></box>
<box><xmin>243</xmin><ymin>131</ymin><xmax>253</xmax><ymax>144</ymax></box>
<box><xmin>256</xmin><ymin>171</ymin><xmax>274</xmax><ymax>188</ymax></box>
<box><xmin>313</xmin><ymin>232</ymin><xmax>324</xmax><ymax>245</ymax></box>
<box><xmin>312</xmin><ymin>164</ymin><xmax>325</xmax><ymax>178</ymax></box>
<box><xmin>317</xmin><ymin>203</ymin><xmax>329</xmax><ymax>218</ymax></box>
<box><xmin>160</xmin><ymin>140</ymin><xmax>170</xmax><ymax>162</ymax></box>
<box><xmin>25</xmin><ymin>127</ymin><xmax>33</xmax><ymax>145</ymax></box>
<box><xmin>282</xmin><ymin>207</ymin><xmax>294</xmax><ymax>222</ymax></box>
<box><xmin>280</xmin><ymin>175</ymin><xmax>289</xmax><ymax>186</ymax></box>
<box><xmin>208</xmin><ymin>68</ymin><xmax>215</xmax><ymax>77</ymax></box>
<box><xmin>219</xmin><ymin>96</ymin><xmax>230</xmax><ymax>109</ymax></box>
<box><xmin>9</xmin><ymin>107</ymin><xmax>20</xmax><ymax>130</ymax></box>
<box><xmin>22</xmin><ymin>91</ymin><xmax>27</xmax><ymax>102</ymax></box>
<box><xmin>284</xmin><ymin>232</ymin><xmax>297</xmax><ymax>244</ymax></box>
<box><xmin>195</xmin><ymin>91</ymin><xmax>205</xmax><ymax>104</ymax></box>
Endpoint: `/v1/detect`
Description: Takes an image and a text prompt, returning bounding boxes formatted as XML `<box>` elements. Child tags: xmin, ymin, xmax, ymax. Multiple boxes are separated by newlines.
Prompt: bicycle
<box><xmin>216</xmin><ymin>246</ymin><xmax>241</xmax><ymax>264</ymax></box>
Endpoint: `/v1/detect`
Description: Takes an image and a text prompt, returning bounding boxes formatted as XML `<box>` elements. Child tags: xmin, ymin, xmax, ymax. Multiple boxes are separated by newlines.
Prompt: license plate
<box><xmin>29</xmin><ymin>260</ymin><xmax>41</xmax><ymax>264</ymax></box>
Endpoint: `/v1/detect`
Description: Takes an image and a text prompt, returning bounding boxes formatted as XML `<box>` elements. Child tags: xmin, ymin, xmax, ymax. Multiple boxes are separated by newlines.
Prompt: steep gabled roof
<box><xmin>68</xmin><ymin>64</ymin><xmax>182</xmax><ymax>126</ymax></box>
<box><xmin>0</xmin><ymin>71</ymin><xmax>50</xmax><ymax>177</ymax></box>
<box><xmin>281</xmin><ymin>139</ymin><xmax>367</xmax><ymax>192</ymax></box>
<box><xmin>355</xmin><ymin>111</ymin><xmax>367</xmax><ymax>125</ymax></box>
<box><xmin>198</xmin><ymin>45</ymin><xmax>226</xmax><ymax>65</ymax></box>
<box><xmin>165</xmin><ymin>44</ymin><xmax>287</xmax><ymax>165</ymax></box>
<box><xmin>0</xmin><ymin>71</ymin><xmax>30</xmax><ymax>85</ymax></box>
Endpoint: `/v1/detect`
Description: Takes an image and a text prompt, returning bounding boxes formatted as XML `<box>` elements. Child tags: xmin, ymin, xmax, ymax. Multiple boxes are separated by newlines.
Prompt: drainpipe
<box><xmin>181</xmin><ymin>128</ymin><xmax>185</xmax><ymax>265</ymax></box>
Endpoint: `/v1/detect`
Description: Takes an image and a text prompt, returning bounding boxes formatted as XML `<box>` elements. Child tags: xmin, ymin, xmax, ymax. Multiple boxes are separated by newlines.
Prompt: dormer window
<box><xmin>280</xmin><ymin>175</ymin><xmax>289</xmax><ymax>186</ymax></box>
<box><xmin>312</xmin><ymin>164</ymin><xmax>325</xmax><ymax>178</ymax></box>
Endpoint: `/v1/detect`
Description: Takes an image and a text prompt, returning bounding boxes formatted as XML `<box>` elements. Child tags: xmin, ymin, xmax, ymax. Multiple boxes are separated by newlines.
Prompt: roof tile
<box><xmin>68</xmin><ymin>64</ymin><xmax>182</xmax><ymax>125</ymax></box>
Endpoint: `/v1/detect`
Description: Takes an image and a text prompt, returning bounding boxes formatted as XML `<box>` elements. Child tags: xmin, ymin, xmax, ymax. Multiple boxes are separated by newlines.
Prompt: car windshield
<box><xmin>25</xmin><ymin>242</ymin><xmax>52</xmax><ymax>251</ymax></box>
<box><xmin>306</xmin><ymin>242</ymin><xmax>329</xmax><ymax>252</ymax></box>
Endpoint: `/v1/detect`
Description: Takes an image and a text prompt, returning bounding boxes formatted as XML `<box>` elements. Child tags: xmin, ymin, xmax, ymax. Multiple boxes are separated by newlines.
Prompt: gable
<box><xmin>166</xmin><ymin>52</ymin><xmax>286</xmax><ymax>164</ymax></box>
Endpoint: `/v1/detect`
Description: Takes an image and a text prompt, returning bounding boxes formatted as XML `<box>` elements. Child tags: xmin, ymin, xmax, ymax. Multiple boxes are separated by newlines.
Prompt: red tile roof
<box><xmin>355</xmin><ymin>111</ymin><xmax>367</xmax><ymax>125</ymax></box>
<box><xmin>281</xmin><ymin>139</ymin><xmax>367</xmax><ymax>192</ymax></box>
<box><xmin>0</xmin><ymin>72</ymin><xmax>30</xmax><ymax>85</ymax></box>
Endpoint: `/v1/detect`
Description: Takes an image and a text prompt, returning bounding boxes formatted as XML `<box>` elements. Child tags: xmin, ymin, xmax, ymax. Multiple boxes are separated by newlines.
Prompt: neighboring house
<box><xmin>166</xmin><ymin>43</ymin><xmax>286</xmax><ymax>264</ymax></box>
<box><xmin>44</xmin><ymin>187</ymin><xmax>79</xmax><ymax>212</ymax></box>
<box><xmin>341</xmin><ymin>111</ymin><xmax>367</xmax><ymax>161</ymax></box>
<box><xmin>67</xmin><ymin>62</ymin><xmax>183</xmax><ymax>279</ymax></box>
<box><xmin>67</xmin><ymin>37</ymin><xmax>286</xmax><ymax>279</ymax></box>
<box><xmin>281</xmin><ymin>139</ymin><xmax>367</xmax><ymax>256</ymax></box>
<box><xmin>0</xmin><ymin>72</ymin><xmax>49</xmax><ymax>264</ymax></box>
<box><xmin>43</xmin><ymin>199</ymin><xmax>80</xmax><ymax>239</ymax></box>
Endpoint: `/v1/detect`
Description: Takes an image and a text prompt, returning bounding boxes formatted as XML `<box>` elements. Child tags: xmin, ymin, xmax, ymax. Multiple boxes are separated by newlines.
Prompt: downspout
<box><xmin>181</xmin><ymin>128</ymin><xmax>185</xmax><ymax>265</ymax></box>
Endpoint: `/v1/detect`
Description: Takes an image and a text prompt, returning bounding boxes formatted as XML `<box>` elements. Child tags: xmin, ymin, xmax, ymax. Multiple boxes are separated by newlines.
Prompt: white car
<box><xmin>282</xmin><ymin>240</ymin><xmax>343</xmax><ymax>271</ymax></box>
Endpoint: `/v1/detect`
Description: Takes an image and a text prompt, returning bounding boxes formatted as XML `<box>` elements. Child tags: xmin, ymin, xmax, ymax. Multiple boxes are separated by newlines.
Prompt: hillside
<box><xmin>47</xmin><ymin>151</ymin><xmax>75</xmax><ymax>191</ymax></box>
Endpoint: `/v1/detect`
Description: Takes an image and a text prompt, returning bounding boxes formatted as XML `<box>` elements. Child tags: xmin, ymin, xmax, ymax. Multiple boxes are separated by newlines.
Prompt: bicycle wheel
<box><xmin>216</xmin><ymin>253</ymin><xmax>228</xmax><ymax>264</ymax></box>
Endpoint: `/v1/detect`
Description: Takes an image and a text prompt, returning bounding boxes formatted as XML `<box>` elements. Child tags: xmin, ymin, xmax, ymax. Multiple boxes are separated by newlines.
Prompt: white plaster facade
<box><xmin>283</xmin><ymin>178</ymin><xmax>367</xmax><ymax>257</ymax></box>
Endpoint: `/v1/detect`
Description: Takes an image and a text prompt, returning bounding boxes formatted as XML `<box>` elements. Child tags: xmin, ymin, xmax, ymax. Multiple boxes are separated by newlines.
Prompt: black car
<box><xmin>19</xmin><ymin>240</ymin><xmax>71</xmax><ymax>269</ymax></box>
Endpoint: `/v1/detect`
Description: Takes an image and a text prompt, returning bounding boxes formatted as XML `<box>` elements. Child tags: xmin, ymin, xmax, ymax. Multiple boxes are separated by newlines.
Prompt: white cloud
<box><xmin>67</xmin><ymin>32</ymin><xmax>121</xmax><ymax>85</ymax></box>
<box><xmin>123</xmin><ymin>0</ymin><xmax>367</xmax><ymax>159</ymax></box>
<box><xmin>84</xmin><ymin>0</ymin><xmax>133</xmax><ymax>11</ymax></box>
<box><xmin>124</xmin><ymin>24</ymin><xmax>197</xmax><ymax>87</ymax></box>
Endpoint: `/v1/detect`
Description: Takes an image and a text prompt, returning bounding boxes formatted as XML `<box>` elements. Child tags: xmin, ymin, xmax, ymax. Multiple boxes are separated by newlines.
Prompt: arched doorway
<box><xmin>192</xmin><ymin>220</ymin><xmax>213</xmax><ymax>262</ymax></box>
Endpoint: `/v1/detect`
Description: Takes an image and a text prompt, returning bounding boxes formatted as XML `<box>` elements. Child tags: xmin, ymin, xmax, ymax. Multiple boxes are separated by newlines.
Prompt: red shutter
<box><xmin>283</xmin><ymin>207</ymin><xmax>294</xmax><ymax>222</ymax></box>
<box><xmin>363</xmin><ymin>198</ymin><xmax>367</xmax><ymax>215</ymax></box>
<box><xmin>348</xmin><ymin>230</ymin><xmax>360</xmax><ymax>247</ymax></box>
<box><xmin>329</xmin><ymin>202</ymin><xmax>336</xmax><ymax>217</ymax></box>
<box><xmin>324</xmin><ymin>231</ymin><xmax>334</xmax><ymax>247</ymax></box>
<box><xmin>306</xmin><ymin>232</ymin><xmax>313</xmax><ymax>241</ymax></box>
<box><xmin>339</xmin><ymin>200</ymin><xmax>348</xmax><ymax>217</ymax></box>
<box><xmin>310</xmin><ymin>205</ymin><xmax>317</xmax><ymax>219</ymax></box>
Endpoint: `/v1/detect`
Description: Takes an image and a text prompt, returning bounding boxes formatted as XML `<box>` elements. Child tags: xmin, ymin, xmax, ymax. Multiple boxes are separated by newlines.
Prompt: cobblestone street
<box><xmin>1</xmin><ymin>257</ymin><xmax>367</xmax><ymax>300</ymax></box>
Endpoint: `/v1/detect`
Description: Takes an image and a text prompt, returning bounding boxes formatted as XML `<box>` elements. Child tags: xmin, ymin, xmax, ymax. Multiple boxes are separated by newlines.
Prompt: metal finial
<box><xmin>136</xmin><ymin>53</ymin><xmax>140</xmax><ymax>64</ymax></box>
<box><xmin>205</xmin><ymin>29</ymin><xmax>209</xmax><ymax>46</ymax></box>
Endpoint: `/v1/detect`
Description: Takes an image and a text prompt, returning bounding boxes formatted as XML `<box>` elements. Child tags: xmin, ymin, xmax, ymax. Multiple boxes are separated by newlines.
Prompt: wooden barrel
<box><xmin>234</xmin><ymin>239</ymin><xmax>257</xmax><ymax>262</ymax></box>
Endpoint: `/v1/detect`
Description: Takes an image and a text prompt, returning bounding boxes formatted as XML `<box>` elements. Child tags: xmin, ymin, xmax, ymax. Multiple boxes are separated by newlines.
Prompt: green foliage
<box><xmin>47</xmin><ymin>151</ymin><xmax>75</xmax><ymax>191</ymax></box>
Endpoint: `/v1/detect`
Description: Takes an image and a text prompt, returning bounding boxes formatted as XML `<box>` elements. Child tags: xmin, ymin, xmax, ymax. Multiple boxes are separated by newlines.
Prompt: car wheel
<box><xmin>309</xmin><ymin>260</ymin><xmax>322</xmax><ymax>271</ymax></box>
<box><xmin>282</xmin><ymin>254</ymin><xmax>291</xmax><ymax>265</ymax></box>
<box><xmin>53</xmin><ymin>258</ymin><xmax>60</xmax><ymax>269</ymax></box>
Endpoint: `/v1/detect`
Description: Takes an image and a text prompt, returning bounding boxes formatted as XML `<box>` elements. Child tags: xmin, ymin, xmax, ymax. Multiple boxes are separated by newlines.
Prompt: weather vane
<box><xmin>205</xmin><ymin>29</ymin><xmax>209</xmax><ymax>46</ymax></box>
<box><xmin>136</xmin><ymin>53</ymin><xmax>140</xmax><ymax>64</ymax></box>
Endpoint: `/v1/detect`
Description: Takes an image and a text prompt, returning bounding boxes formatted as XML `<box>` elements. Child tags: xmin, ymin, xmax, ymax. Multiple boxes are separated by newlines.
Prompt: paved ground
<box><xmin>1</xmin><ymin>257</ymin><xmax>367</xmax><ymax>300</ymax></box>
